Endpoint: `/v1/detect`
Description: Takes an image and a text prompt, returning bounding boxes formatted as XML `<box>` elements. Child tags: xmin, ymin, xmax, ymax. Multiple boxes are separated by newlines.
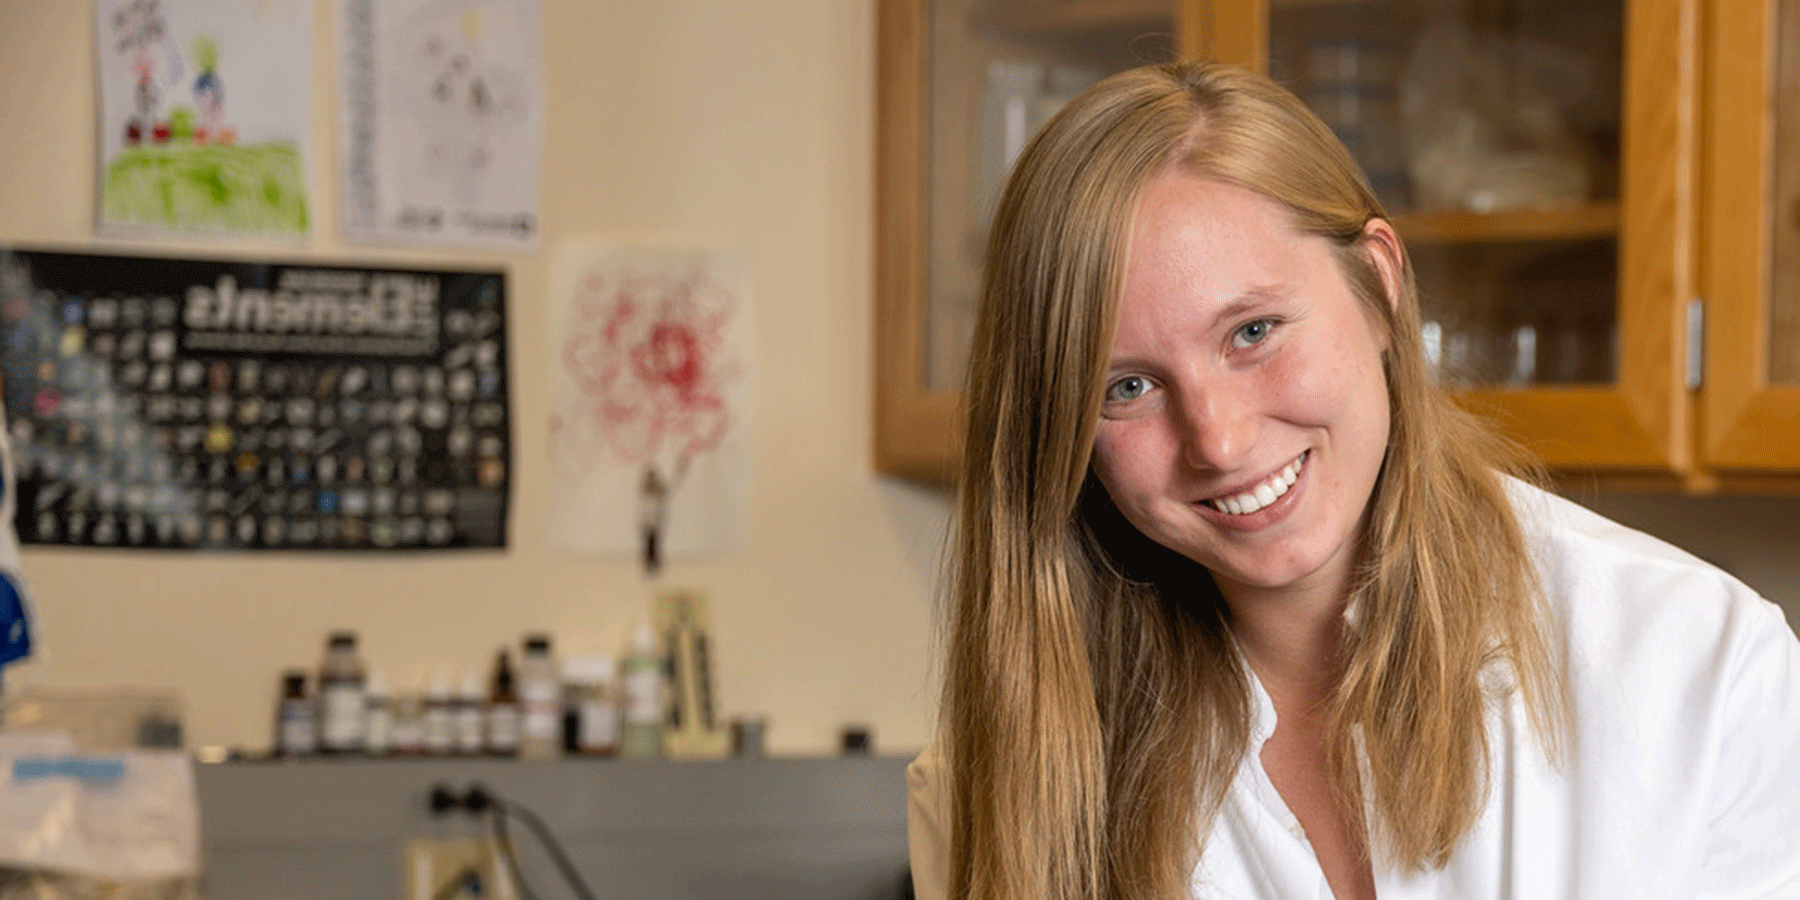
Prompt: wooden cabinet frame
<box><xmin>874</xmin><ymin>0</ymin><xmax>960</xmax><ymax>482</ymax></box>
<box><xmin>1701</xmin><ymin>0</ymin><xmax>1800</xmax><ymax>471</ymax></box>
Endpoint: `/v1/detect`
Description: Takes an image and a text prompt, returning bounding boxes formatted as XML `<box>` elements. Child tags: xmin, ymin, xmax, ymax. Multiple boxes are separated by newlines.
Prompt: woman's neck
<box><xmin>1218</xmin><ymin>573</ymin><xmax>1353</xmax><ymax>705</ymax></box>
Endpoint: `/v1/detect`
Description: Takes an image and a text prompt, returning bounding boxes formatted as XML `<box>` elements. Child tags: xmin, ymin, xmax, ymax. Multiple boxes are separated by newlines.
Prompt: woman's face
<box><xmin>1091</xmin><ymin>172</ymin><xmax>1399</xmax><ymax>604</ymax></box>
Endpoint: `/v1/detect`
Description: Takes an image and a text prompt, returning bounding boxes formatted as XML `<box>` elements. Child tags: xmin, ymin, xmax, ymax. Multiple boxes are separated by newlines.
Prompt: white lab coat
<box><xmin>907</xmin><ymin>483</ymin><xmax>1800</xmax><ymax>898</ymax></box>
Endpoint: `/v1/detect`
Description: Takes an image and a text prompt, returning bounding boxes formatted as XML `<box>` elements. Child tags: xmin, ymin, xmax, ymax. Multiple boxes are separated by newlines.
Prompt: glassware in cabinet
<box><xmin>923</xmin><ymin>0</ymin><xmax>1180</xmax><ymax>393</ymax></box>
<box><xmin>876</xmin><ymin>0</ymin><xmax>1182</xmax><ymax>479</ymax></box>
<box><xmin>1268</xmin><ymin>0</ymin><xmax>1627</xmax><ymax>391</ymax></box>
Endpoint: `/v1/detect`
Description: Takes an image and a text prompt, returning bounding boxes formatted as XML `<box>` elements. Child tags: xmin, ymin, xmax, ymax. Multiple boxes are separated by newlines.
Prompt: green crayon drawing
<box><xmin>102</xmin><ymin>1</ymin><xmax>311</xmax><ymax>235</ymax></box>
<box><xmin>104</xmin><ymin>142</ymin><xmax>310</xmax><ymax>234</ymax></box>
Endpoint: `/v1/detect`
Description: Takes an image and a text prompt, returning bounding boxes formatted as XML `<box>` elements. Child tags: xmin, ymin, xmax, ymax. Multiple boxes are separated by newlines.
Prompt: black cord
<box><xmin>491</xmin><ymin>797</ymin><xmax>599</xmax><ymax>900</ymax></box>
<box><xmin>462</xmin><ymin>783</ymin><xmax>598</xmax><ymax>900</ymax></box>
<box><xmin>486</xmin><ymin>804</ymin><xmax>542</xmax><ymax>900</ymax></box>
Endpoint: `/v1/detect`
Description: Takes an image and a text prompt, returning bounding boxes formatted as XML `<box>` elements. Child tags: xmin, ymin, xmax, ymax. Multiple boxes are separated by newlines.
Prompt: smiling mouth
<box><xmin>1203</xmin><ymin>451</ymin><xmax>1308</xmax><ymax>515</ymax></box>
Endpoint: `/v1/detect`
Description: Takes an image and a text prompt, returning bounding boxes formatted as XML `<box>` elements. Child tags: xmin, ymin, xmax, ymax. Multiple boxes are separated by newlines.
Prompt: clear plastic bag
<box><xmin>0</xmin><ymin>733</ymin><xmax>199</xmax><ymax>894</ymax></box>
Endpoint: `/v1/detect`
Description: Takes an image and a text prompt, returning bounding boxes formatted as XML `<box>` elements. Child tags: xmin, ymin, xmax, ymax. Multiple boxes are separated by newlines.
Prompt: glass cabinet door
<box><xmin>1701</xmin><ymin>0</ymin><xmax>1800</xmax><ymax>471</ymax></box>
<box><xmin>1272</xmin><ymin>1</ymin><xmax>1624</xmax><ymax>389</ymax></box>
<box><xmin>924</xmin><ymin>1</ymin><xmax>1180</xmax><ymax>392</ymax></box>
<box><xmin>1770</xmin><ymin>0</ymin><xmax>1800</xmax><ymax>389</ymax></box>
<box><xmin>876</xmin><ymin>0</ymin><xmax>1182</xmax><ymax>479</ymax></box>
<box><xmin>1209</xmin><ymin>0</ymin><xmax>1695</xmax><ymax>473</ymax></box>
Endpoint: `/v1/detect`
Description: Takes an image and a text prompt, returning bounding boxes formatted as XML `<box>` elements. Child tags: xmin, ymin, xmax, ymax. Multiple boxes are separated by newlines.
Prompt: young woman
<box><xmin>907</xmin><ymin>61</ymin><xmax>1800</xmax><ymax>900</ymax></box>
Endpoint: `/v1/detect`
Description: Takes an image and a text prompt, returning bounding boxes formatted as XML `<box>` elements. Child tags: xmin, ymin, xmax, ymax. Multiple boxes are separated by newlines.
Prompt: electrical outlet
<box><xmin>402</xmin><ymin>837</ymin><xmax>515</xmax><ymax>900</ymax></box>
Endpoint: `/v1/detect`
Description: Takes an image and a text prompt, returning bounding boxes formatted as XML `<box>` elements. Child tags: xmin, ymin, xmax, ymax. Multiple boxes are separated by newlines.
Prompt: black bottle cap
<box><xmin>841</xmin><ymin>726</ymin><xmax>872</xmax><ymax>755</ymax></box>
<box><xmin>524</xmin><ymin>634</ymin><xmax>550</xmax><ymax>653</ymax></box>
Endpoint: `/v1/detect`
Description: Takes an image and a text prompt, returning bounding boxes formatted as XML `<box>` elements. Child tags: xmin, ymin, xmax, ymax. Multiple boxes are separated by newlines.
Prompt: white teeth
<box><xmin>1207</xmin><ymin>452</ymin><xmax>1306</xmax><ymax>515</ymax></box>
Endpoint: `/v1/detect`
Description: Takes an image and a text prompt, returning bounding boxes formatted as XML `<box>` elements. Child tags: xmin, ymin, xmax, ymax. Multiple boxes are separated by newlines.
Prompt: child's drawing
<box><xmin>94</xmin><ymin>0</ymin><xmax>312</xmax><ymax>237</ymax></box>
<box><xmin>339</xmin><ymin>0</ymin><xmax>542</xmax><ymax>247</ymax></box>
<box><xmin>547</xmin><ymin>245</ymin><xmax>756</xmax><ymax>570</ymax></box>
<box><xmin>404</xmin><ymin>8</ymin><xmax>531</xmax><ymax>208</ymax></box>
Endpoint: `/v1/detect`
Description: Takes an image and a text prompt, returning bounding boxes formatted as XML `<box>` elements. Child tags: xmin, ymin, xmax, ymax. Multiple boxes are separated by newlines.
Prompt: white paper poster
<box><xmin>546</xmin><ymin>244</ymin><xmax>755</xmax><ymax>569</ymax></box>
<box><xmin>94</xmin><ymin>0</ymin><xmax>313</xmax><ymax>238</ymax></box>
<box><xmin>338</xmin><ymin>0</ymin><xmax>543</xmax><ymax>248</ymax></box>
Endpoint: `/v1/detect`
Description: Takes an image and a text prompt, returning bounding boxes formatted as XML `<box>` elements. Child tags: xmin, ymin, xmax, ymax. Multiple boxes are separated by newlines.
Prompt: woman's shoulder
<box><xmin>1504</xmin><ymin>477</ymin><xmax>1795</xmax><ymax>700</ymax></box>
<box><xmin>906</xmin><ymin>741</ymin><xmax>951</xmax><ymax>900</ymax></box>
<box><xmin>1502</xmin><ymin>480</ymin><xmax>1800</xmax><ymax>894</ymax></box>
<box><xmin>907</xmin><ymin>740</ymin><xmax>944</xmax><ymax>799</ymax></box>
<box><xmin>1506</xmin><ymin>478</ymin><xmax>1777</xmax><ymax>623</ymax></box>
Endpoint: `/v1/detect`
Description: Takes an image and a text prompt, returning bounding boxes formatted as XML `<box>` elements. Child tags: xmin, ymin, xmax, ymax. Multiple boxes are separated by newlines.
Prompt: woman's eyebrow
<box><xmin>1209</xmin><ymin>284</ymin><xmax>1291</xmax><ymax>329</ymax></box>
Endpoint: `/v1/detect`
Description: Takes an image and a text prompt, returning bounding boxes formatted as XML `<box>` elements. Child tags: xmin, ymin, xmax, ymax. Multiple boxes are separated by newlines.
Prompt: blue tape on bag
<box><xmin>13</xmin><ymin>757</ymin><xmax>128</xmax><ymax>783</ymax></box>
<box><xmin>0</xmin><ymin>570</ymin><xmax>30</xmax><ymax>667</ymax></box>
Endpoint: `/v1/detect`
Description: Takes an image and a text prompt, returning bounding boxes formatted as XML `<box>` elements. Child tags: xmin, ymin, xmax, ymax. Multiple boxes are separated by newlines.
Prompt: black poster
<box><xmin>0</xmin><ymin>249</ymin><xmax>509</xmax><ymax>550</ymax></box>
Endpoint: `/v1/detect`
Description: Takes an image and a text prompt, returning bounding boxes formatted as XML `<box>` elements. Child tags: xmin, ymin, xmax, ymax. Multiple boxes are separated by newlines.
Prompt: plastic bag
<box><xmin>0</xmin><ymin>733</ymin><xmax>199</xmax><ymax>886</ymax></box>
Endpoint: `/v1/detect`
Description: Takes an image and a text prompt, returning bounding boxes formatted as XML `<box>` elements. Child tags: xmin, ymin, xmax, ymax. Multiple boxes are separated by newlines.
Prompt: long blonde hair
<box><xmin>943</xmin><ymin>60</ymin><xmax>1567</xmax><ymax>900</ymax></box>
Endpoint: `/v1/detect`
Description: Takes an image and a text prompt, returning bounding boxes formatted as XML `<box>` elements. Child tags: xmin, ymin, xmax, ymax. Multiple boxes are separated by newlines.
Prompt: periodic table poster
<box><xmin>0</xmin><ymin>248</ymin><xmax>509</xmax><ymax>550</ymax></box>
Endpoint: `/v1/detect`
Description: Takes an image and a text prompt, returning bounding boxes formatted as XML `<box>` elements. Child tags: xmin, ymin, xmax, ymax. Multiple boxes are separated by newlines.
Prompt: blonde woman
<box><xmin>907</xmin><ymin>61</ymin><xmax>1800</xmax><ymax>900</ymax></box>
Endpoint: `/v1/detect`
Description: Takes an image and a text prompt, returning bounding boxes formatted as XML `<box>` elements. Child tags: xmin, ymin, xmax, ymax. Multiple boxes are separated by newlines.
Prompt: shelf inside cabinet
<box><xmin>971</xmin><ymin>0</ymin><xmax>1171</xmax><ymax>42</ymax></box>
<box><xmin>1271</xmin><ymin>0</ymin><xmax>1601</xmax><ymax>9</ymax></box>
<box><xmin>1393</xmin><ymin>204</ymin><xmax>1620</xmax><ymax>245</ymax></box>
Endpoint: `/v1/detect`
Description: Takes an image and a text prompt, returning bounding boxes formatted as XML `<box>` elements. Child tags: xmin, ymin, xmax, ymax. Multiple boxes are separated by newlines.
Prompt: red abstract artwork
<box><xmin>549</xmin><ymin>259</ymin><xmax>745</xmax><ymax>573</ymax></box>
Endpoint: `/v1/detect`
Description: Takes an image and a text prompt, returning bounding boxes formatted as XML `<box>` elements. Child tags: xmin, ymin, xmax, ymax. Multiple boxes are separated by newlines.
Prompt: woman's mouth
<box><xmin>1203</xmin><ymin>451</ymin><xmax>1308</xmax><ymax>515</ymax></box>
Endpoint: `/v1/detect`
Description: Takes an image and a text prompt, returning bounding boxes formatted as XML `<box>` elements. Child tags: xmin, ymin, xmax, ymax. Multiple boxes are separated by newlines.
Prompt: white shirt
<box><xmin>907</xmin><ymin>484</ymin><xmax>1800</xmax><ymax>898</ymax></box>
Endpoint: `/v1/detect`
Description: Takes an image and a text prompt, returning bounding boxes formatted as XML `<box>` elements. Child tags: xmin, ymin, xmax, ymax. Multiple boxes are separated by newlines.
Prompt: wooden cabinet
<box><xmin>874</xmin><ymin>0</ymin><xmax>1800</xmax><ymax>486</ymax></box>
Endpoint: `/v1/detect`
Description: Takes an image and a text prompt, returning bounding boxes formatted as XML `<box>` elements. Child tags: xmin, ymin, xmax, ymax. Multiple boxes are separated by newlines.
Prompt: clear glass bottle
<box><xmin>517</xmin><ymin>634</ymin><xmax>561</xmax><ymax>759</ymax></box>
<box><xmin>316</xmin><ymin>631</ymin><xmax>367</xmax><ymax>754</ymax></box>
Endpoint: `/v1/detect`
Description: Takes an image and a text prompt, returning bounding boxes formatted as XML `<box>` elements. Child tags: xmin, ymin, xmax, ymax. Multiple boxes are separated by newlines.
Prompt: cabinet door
<box><xmin>1702</xmin><ymin>0</ymin><xmax>1800</xmax><ymax>470</ymax></box>
<box><xmin>875</xmin><ymin>0</ymin><xmax>1184</xmax><ymax>480</ymax></box>
<box><xmin>1203</xmin><ymin>0</ymin><xmax>1697</xmax><ymax>473</ymax></box>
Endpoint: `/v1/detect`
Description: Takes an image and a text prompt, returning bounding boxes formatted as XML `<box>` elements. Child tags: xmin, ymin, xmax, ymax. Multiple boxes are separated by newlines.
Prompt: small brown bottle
<box><xmin>485</xmin><ymin>649</ymin><xmax>521</xmax><ymax>756</ymax></box>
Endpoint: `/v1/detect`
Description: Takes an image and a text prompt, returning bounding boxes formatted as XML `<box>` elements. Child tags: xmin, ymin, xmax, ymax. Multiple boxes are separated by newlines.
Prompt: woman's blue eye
<box><xmin>1106</xmin><ymin>375</ymin><xmax>1149</xmax><ymax>403</ymax></box>
<box><xmin>1234</xmin><ymin>318</ymin><xmax>1275</xmax><ymax>347</ymax></box>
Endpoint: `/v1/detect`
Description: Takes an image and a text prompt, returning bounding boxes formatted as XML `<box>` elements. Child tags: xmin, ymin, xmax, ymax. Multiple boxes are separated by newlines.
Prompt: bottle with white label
<box><xmin>518</xmin><ymin>634</ymin><xmax>562</xmax><ymax>759</ymax></box>
<box><xmin>619</xmin><ymin>626</ymin><xmax>665</xmax><ymax>759</ymax></box>
<box><xmin>391</xmin><ymin>693</ymin><xmax>426</xmax><ymax>755</ymax></box>
<box><xmin>274</xmin><ymin>670</ymin><xmax>315</xmax><ymax>757</ymax></box>
<box><xmin>454</xmin><ymin>671</ymin><xmax>485</xmax><ymax>754</ymax></box>
<box><xmin>562</xmin><ymin>654</ymin><xmax>619</xmax><ymax>756</ymax></box>
<box><xmin>423</xmin><ymin>673</ymin><xmax>455</xmax><ymax>755</ymax></box>
<box><xmin>363</xmin><ymin>670</ymin><xmax>393</xmax><ymax>756</ymax></box>
<box><xmin>316</xmin><ymin>631</ymin><xmax>367</xmax><ymax>754</ymax></box>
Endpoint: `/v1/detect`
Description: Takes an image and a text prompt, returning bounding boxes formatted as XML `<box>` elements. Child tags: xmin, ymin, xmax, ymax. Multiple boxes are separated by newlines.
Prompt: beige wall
<box><xmin>0</xmin><ymin>0</ymin><xmax>949</xmax><ymax>756</ymax></box>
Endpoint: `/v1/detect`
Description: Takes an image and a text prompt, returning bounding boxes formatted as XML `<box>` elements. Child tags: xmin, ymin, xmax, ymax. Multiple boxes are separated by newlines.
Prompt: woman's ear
<box><xmin>1359</xmin><ymin>217</ymin><xmax>1405</xmax><ymax>313</ymax></box>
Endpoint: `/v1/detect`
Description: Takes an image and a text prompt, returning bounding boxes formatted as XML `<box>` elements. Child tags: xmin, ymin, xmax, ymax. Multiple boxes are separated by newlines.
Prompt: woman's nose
<box><xmin>1176</xmin><ymin>383</ymin><xmax>1258</xmax><ymax>472</ymax></box>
